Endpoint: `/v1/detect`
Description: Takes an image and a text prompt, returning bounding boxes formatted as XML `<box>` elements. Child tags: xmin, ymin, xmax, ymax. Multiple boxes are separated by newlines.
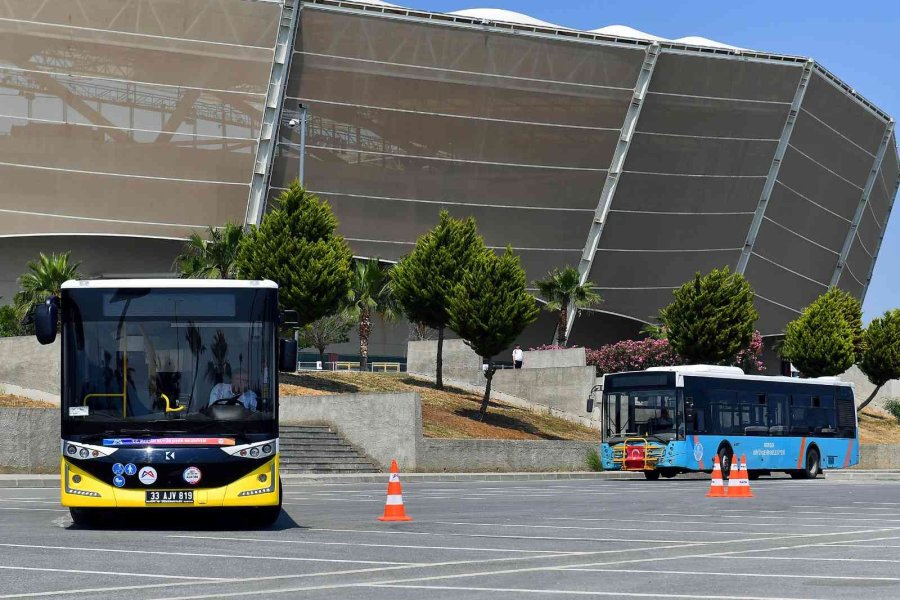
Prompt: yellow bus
<box><xmin>34</xmin><ymin>279</ymin><xmax>293</xmax><ymax>526</ymax></box>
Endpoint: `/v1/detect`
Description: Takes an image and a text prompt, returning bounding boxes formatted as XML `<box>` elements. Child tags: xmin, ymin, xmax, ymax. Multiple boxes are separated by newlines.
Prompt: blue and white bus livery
<box><xmin>588</xmin><ymin>365</ymin><xmax>858</xmax><ymax>480</ymax></box>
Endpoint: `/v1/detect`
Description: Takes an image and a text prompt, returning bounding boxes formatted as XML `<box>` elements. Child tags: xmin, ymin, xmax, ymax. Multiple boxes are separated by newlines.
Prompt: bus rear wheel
<box><xmin>790</xmin><ymin>449</ymin><xmax>821</xmax><ymax>479</ymax></box>
<box><xmin>644</xmin><ymin>471</ymin><xmax>660</xmax><ymax>481</ymax></box>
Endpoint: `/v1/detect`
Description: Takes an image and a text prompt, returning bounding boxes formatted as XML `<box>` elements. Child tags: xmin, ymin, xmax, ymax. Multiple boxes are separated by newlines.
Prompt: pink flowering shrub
<box><xmin>587</xmin><ymin>331</ymin><xmax>766</xmax><ymax>375</ymax></box>
<box><xmin>733</xmin><ymin>330</ymin><xmax>766</xmax><ymax>374</ymax></box>
<box><xmin>586</xmin><ymin>338</ymin><xmax>682</xmax><ymax>375</ymax></box>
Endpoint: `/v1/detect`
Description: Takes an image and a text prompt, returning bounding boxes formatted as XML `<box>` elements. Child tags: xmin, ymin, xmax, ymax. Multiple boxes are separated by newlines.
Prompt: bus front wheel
<box><xmin>644</xmin><ymin>471</ymin><xmax>660</xmax><ymax>481</ymax></box>
<box><xmin>69</xmin><ymin>508</ymin><xmax>102</xmax><ymax>527</ymax></box>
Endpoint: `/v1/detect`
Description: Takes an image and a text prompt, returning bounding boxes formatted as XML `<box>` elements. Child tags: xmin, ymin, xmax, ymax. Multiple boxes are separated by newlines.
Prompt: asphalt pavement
<box><xmin>1</xmin><ymin>475</ymin><xmax>900</xmax><ymax>599</ymax></box>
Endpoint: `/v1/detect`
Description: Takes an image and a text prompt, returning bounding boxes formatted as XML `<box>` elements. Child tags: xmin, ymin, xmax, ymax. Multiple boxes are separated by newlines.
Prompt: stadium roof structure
<box><xmin>0</xmin><ymin>0</ymin><xmax>895</xmax><ymax>351</ymax></box>
<box><xmin>258</xmin><ymin>0</ymin><xmax>897</xmax><ymax>342</ymax></box>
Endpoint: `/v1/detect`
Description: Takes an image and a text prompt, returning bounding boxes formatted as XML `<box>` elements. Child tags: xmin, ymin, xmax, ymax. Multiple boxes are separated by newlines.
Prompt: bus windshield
<box><xmin>603</xmin><ymin>389</ymin><xmax>679</xmax><ymax>442</ymax></box>
<box><xmin>61</xmin><ymin>287</ymin><xmax>277</xmax><ymax>436</ymax></box>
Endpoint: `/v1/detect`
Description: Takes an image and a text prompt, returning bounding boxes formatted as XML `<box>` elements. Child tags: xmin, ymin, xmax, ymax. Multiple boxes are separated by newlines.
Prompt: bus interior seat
<box><xmin>768</xmin><ymin>426</ymin><xmax>787</xmax><ymax>435</ymax></box>
<box><xmin>743</xmin><ymin>426</ymin><xmax>768</xmax><ymax>436</ymax></box>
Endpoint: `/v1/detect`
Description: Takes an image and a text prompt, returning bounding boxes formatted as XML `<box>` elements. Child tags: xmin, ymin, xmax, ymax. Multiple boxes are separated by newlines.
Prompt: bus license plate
<box><xmin>145</xmin><ymin>490</ymin><xmax>194</xmax><ymax>504</ymax></box>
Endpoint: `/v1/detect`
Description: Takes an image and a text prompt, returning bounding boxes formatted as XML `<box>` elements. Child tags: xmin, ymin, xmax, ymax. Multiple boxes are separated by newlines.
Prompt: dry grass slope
<box><xmin>0</xmin><ymin>395</ymin><xmax>55</xmax><ymax>408</ymax></box>
<box><xmin>280</xmin><ymin>371</ymin><xmax>597</xmax><ymax>441</ymax></box>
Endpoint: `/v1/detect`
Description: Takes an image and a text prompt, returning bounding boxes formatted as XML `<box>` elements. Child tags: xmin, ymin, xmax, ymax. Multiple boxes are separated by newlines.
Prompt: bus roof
<box><xmin>607</xmin><ymin>365</ymin><xmax>854</xmax><ymax>389</ymax></box>
<box><xmin>61</xmin><ymin>279</ymin><xmax>277</xmax><ymax>290</ymax></box>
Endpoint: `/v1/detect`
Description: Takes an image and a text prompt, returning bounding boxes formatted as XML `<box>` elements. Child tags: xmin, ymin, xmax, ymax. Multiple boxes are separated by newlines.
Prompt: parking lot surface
<box><xmin>2</xmin><ymin>476</ymin><xmax>900</xmax><ymax>599</ymax></box>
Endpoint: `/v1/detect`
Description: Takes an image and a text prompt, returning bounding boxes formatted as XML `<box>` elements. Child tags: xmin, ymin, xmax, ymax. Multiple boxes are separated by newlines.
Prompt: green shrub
<box><xmin>586</xmin><ymin>448</ymin><xmax>602</xmax><ymax>472</ymax></box>
<box><xmin>884</xmin><ymin>400</ymin><xmax>900</xmax><ymax>424</ymax></box>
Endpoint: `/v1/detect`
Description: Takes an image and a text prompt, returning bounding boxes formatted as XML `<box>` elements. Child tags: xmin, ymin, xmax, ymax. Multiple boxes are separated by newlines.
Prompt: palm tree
<box><xmin>14</xmin><ymin>252</ymin><xmax>81</xmax><ymax>325</ymax></box>
<box><xmin>534</xmin><ymin>266</ymin><xmax>602</xmax><ymax>347</ymax></box>
<box><xmin>349</xmin><ymin>258</ymin><xmax>397</xmax><ymax>371</ymax></box>
<box><xmin>173</xmin><ymin>222</ymin><xmax>243</xmax><ymax>279</ymax></box>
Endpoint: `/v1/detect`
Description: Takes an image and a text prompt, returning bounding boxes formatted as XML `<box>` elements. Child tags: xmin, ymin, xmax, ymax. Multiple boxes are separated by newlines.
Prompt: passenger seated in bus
<box><xmin>208</xmin><ymin>370</ymin><xmax>258</xmax><ymax>411</ymax></box>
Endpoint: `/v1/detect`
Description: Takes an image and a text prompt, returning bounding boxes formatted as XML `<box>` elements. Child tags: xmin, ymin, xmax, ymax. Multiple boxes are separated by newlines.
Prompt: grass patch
<box><xmin>279</xmin><ymin>371</ymin><xmax>597</xmax><ymax>441</ymax></box>
<box><xmin>586</xmin><ymin>448</ymin><xmax>602</xmax><ymax>472</ymax></box>
<box><xmin>0</xmin><ymin>394</ymin><xmax>55</xmax><ymax>409</ymax></box>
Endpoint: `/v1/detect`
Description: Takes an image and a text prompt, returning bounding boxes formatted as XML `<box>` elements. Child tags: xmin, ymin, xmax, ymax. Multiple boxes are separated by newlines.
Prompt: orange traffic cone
<box><xmin>378</xmin><ymin>459</ymin><xmax>412</xmax><ymax>522</ymax></box>
<box><xmin>706</xmin><ymin>454</ymin><xmax>726</xmax><ymax>498</ymax></box>
<box><xmin>727</xmin><ymin>454</ymin><xmax>754</xmax><ymax>498</ymax></box>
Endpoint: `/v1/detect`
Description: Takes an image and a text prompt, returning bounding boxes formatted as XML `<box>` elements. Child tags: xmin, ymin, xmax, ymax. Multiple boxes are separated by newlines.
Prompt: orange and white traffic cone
<box><xmin>706</xmin><ymin>454</ymin><xmax>726</xmax><ymax>498</ymax></box>
<box><xmin>727</xmin><ymin>454</ymin><xmax>754</xmax><ymax>498</ymax></box>
<box><xmin>378</xmin><ymin>459</ymin><xmax>412</xmax><ymax>522</ymax></box>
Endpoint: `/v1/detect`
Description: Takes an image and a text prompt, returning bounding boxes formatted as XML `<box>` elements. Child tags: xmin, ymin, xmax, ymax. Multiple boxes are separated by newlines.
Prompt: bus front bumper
<box><xmin>60</xmin><ymin>457</ymin><xmax>280</xmax><ymax>508</ymax></box>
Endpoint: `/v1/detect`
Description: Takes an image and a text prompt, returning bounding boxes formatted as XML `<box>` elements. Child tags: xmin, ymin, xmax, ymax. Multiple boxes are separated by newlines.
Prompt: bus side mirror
<box><xmin>278</xmin><ymin>338</ymin><xmax>298</xmax><ymax>372</ymax></box>
<box><xmin>280</xmin><ymin>310</ymin><xmax>299</xmax><ymax>326</ymax></box>
<box><xmin>586</xmin><ymin>397</ymin><xmax>594</xmax><ymax>413</ymax></box>
<box><xmin>34</xmin><ymin>299</ymin><xmax>58</xmax><ymax>345</ymax></box>
<box><xmin>685</xmin><ymin>400</ymin><xmax>696</xmax><ymax>423</ymax></box>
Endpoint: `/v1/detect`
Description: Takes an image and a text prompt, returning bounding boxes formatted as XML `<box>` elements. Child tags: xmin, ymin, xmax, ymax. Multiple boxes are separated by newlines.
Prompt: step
<box><xmin>280</xmin><ymin>431</ymin><xmax>342</xmax><ymax>439</ymax></box>
<box><xmin>281</xmin><ymin>467</ymin><xmax>380</xmax><ymax>474</ymax></box>
<box><xmin>281</xmin><ymin>459</ymin><xmax>378</xmax><ymax>468</ymax></box>
<box><xmin>281</xmin><ymin>465</ymin><xmax>379</xmax><ymax>472</ymax></box>
<box><xmin>280</xmin><ymin>451</ymin><xmax>364</xmax><ymax>459</ymax></box>
<box><xmin>280</xmin><ymin>426</ymin><xmax>333</xmax><ymax>434</ymax></box>
<box><xmin>279</xmin><ymin>442</ymin><xmax>354</xmax><ymax>450</ymax></box>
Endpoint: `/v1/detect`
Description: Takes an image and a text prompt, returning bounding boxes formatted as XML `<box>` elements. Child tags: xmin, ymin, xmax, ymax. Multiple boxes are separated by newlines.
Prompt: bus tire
<box><xmin>69</xmin><ymin>507</ymin><xmax>101</xmax><ymax>527</ymax></box>
<box><xmin>803</xmin><ymin>448</ymin><xmax>821</xmax><ymax>479</ymax></box>
<box><xmin>644</xmin><ymin>470</ymin><xmax>661</xmax><ymax>481</ymax></box>
<box><xmin>748</xmin><ymin>471</ymin><xmax>761</xmax><ymax>480</ymax></box>
<box><xmin>717</xmin><ymin>446</ymin><xmax>733</xmax><ymax>481</ymax></box>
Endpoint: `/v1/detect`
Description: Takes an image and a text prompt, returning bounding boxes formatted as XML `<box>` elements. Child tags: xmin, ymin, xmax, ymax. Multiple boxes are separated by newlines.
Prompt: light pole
<box><xmin>286</xmin><ymin>102</ymin><xmax>308</xmax><ymax>184</ymax></box>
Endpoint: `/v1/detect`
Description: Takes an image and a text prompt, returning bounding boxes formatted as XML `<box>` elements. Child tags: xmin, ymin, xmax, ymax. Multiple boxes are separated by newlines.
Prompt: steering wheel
<box><xmin>211</xmin><ymin>396</ymin><xmax>243</xmax><ymax>406</ymax></box>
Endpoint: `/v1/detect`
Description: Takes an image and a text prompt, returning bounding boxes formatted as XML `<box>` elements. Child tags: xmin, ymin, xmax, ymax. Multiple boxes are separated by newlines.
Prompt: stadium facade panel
<box><xmin>0</xmin><ymin>0</ymin><xmax>896</xmax><ymax>353</ymax></box>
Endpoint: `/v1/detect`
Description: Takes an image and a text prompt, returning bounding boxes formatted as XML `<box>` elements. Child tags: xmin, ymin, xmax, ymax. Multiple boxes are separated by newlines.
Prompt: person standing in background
<box><xmin>512</xmin><ymin>344</ymin><xmax>524</xmax><ymax>369</ymax></box>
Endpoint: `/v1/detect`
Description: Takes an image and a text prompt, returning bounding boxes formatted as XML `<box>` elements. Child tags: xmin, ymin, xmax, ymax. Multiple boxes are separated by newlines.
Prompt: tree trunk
<box><xmin>477</xmin><ymin>358</ymin><xmax>496</xmax><ymax>421</ymax></box>
<box><xmin>359</xmin><ymin>307</ymin><xmax>370</xmax><ymax>371</ymax></box>
<box><xmin>856</xmin><ymin>384</ymin><xmax>883</xmax><ymax>413</ymax></box>
<box><xmin>557</xmin><ymin>300</ymin><xmax>569</xmax><ymax>347</ymax></box>
<box><xmin>317</xmin><ymin>347</ymin><xmax>326</xmax><ymax>366</ymax></box>
<box><xmin>436</xmin><ymin>326</ymin><xmax>445</xmax><ymax>390</ymax></box>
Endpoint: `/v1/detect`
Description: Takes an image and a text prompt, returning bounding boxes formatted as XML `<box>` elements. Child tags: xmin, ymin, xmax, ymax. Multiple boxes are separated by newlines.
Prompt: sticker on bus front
<box><xmin>68</xmin><ymin>406</ymin><xmax>89</xmax><ymax>417</ymax></box>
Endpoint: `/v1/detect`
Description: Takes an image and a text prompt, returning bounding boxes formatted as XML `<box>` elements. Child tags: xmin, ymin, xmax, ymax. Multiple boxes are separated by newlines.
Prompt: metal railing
<box><xmin>295</xmin><ymin>361</ymin><xmax>406</xmax><ymax>372</ymax></box>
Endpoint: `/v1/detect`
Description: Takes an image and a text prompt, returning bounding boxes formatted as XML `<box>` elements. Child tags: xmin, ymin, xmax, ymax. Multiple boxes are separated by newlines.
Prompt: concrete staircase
<box><xmin>279</xmin><ymin>425</ymin><xmax>381</xmax><ymax>474</ymax></box>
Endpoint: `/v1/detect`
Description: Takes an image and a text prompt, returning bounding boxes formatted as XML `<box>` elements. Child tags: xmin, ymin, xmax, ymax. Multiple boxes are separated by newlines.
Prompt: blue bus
<box><xmin>588</xmin><ymin>365</ymin><xmax>858</xmax><ymax>480</ymax></box>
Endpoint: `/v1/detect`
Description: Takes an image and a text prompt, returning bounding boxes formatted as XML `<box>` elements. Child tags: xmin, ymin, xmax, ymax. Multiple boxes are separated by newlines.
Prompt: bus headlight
<box><xmin>61</xmin><ymin>440</ymin><xmax>117</xmax><ymax>460</ymax></box>
<box><xmin>222</xmin><ymin>439</ymin><xmax>277</xmax><ymax>459</ymax></box>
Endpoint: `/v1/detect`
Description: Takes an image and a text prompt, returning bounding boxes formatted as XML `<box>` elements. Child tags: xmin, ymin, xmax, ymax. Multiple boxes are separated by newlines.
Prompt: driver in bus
<box><xmin>208</xmin><ymin>370</ymin><xmax>258</xmax><ymax>411</ymax></box>
<box><xmin>651</xmin><ymin>407</ymin><xmax>674</xmax><ymax>431</ymax></box>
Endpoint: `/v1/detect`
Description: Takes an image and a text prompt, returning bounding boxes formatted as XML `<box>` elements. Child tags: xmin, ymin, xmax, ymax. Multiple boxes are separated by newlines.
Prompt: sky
<box><xmin>398</xmin><ymin>0</ymin><xmax>899</xmax><ymax>322</ymax></box>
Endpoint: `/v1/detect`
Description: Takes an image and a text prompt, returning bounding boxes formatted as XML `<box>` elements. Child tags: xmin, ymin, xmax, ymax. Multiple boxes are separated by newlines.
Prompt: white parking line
<box><xmin>167</xmin><ymin>534</ymin><xmax>571</xmax><ymax>554</ymax></box>
<box><xmin>548</xmin><ymin>516</ymin><xmax>856</xmax><ymax>530</ymax></box>
<box><xmin>368</xmin><ymin>584</ymin><xmax>822</xmax><ymax>599</ymax></box>
<box><xmin>0</xmin><ymin>543</ymin><xmax>415</xmax><ymax>566</ymax></box>
<box><xmin>559</xmin><ymin>566</ymin><xmax>900</xmax><ymax>582</ymax></box>
<box><xmin>0</xmin><ymin>565</ymin><xmax>229</xmax><ymax>580</ymax></box>
<box><xmin>0</xmin><ymin>507</ymin><xmax>66</xmax><ymax>513</ymax></box>
<box><xmin>430</xmin><ymin>521</ymin><xmax>791</xmax><ymax>537</ymax></box>
<box><xmin>308</xmin><ymin>527</ymin><xmax>695</xmax><ymax>544</ymax></box>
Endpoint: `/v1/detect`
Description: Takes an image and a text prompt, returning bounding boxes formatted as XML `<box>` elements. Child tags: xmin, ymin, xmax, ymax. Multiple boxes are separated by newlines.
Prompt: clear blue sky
<box><xmin>406</xmin><ymin>0</ymin><xmax>899</xmax><ymax>322</ymax></box>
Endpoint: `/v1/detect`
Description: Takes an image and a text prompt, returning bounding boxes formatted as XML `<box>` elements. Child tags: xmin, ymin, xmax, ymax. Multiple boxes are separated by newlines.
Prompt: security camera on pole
<box><xmin>285</xmin><ymin>102</ymin><xmax>308</xmax><ymax>184</ymax></box>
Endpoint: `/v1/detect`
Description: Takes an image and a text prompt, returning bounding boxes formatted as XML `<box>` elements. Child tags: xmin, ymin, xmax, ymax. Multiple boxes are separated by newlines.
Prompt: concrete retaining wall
<box><xmin>492</xmin><ymin>366</ymin><xmax>597</xmax><ymax>418</ymax></box>
<box><xmin>839</xmin><ymin>366</ymin><xmax>900</xmax><ymax>410</ymax></box>
<box><xmin>0</xmin><ymin>408</ymin><xmax>58</xmax><ymax>473</ymax></box>
<box><xmin>857</xmin><ymin>445</ymin><xmax>900</xmax><ymax>470</ymax></box>
<box><xmin>407</xmin><ymin>339</ymin><xmax>483</xmax><ymax>386</ymax></box>
<box><xmin>420</xmin><ymin>439</ymin><xmax>597</xmax><ymax>472</ymax></box>
<box><xmin>280</xmin><ymin>392</ymin><xmax>422</xmax><ymax>471</ymax></box>
<box><xmin>523</xmin><ymin>347</ymin><xmax>585</xmax><ymax>369</ymax></box>
<box><xmin>0</xmin><ymin>336</ymin><xmax>60</xmax><ymax>402</ymax></box>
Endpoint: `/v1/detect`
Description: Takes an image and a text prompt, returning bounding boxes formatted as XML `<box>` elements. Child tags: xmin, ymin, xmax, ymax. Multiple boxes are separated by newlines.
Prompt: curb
<box><xmin>0</xmin><ymin>471</ymin><xmax>640</xmax><ymax>488</ymax></box>
<box><xmin>825</xmin><ymin>470</ymin><xmax>900</xmax><ymax>481</ymax></box>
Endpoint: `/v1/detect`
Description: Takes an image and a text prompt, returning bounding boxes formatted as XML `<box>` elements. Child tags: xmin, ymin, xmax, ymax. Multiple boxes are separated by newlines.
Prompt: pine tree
<box><xmin>448</xmin><ymin>247</ymin><xmax>540</xmax><ymax>421</ymax></box>
<box><xmin>534</xmin><ymin>266</ymin><xmax>602</xmax><ymax>347</ymax></box>
<box><xmin>659</xmin><ymin>267</ymin><xmax>758</xmax><ymax>365</ymax></box>
<box><xmin>857</xmin><ymin>309</ymin><xmax>900</xmax><ymax>412</ymax></box>
<box><xmin>781</xmin><ymin>291</ymin><xmax>856</xmax><ymax>378</ymax></box>
<box><xmin>237</xmin><ymin>182</ymin><xmax>352</xmax><ymax>326</ymax></box>
<box><xmin>826</xmin><ymin>287</ymin><xmax>865</xmax><ymax>362</ymax></box>
<box><xmin>391</xmin><ymin>211</ymin><xmax>485</xmax><ymax>389</ymax></box>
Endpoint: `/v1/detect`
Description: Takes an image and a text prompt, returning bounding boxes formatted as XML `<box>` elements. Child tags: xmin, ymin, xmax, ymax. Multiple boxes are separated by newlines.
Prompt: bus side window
<box><xmin>790</xmin><ymin>394</ymin><xmax>813</xmax><ymax>435</ymax></box>
<box><xmin>768</xmin><ymin>394</ymin><xmax>787</xmax><ymax>435</ymax></box>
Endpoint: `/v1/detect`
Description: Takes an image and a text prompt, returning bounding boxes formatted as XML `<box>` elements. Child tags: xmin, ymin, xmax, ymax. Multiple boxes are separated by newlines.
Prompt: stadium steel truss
<box><xmin>0</xmin><ymin>0</ymin><xmax>896</xmax><ymax>346</ymax></box>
